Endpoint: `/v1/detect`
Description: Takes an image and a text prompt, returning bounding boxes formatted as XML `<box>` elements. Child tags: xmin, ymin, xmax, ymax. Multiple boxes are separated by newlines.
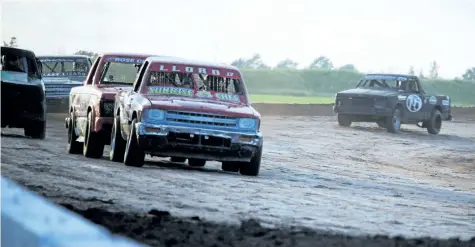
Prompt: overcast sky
<box><xmin>2</xmin><ymin>0</ymin><xmax>474</xmax><ymax>78</ymax></box>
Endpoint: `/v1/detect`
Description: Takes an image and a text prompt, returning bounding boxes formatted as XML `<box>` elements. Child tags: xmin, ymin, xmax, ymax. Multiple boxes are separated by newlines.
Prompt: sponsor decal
<box><xmin>406</xmin><ymin>94</ymin><xmax>423</xmax><ymax>112</ymax></box>
<box><xmin>215</xmin><ymin>93</ymin><xmax>241</xmax><ymax>102</ymax></box>
<box><xmin>442</xmin><ymin>99</ymin><xmax>450</xmax><ymax>106</ymax></box>
<box><xmin>148</xmin><ymin>86</ymin><xmax>193</xmax><ymax>96</ymax></box>
<box><xmin>149</xmin><ymin>64</ymin><xmax>239</xmax><ymax>79</ymax></box>
<box><xmin>429</xmin><ymin>96</ymin><xmax>437</xmax><ymax>105</ymax></box>
<box><xmin>364</xmin><ymin>75</ymin><xmax>408</xmax><ymax>81</ymax></box>
<box><xmin>196</xmin><ymin>90</ymin><xmax>213</xmax><ymax>98</ymax></box>
<box><xmin>106</xmin><ymin>57</ymin><xmax>145</xmax><ymax>64</ymax></box>
<box><xmin>43</xmin><ymin>72</ymin><xmax>87</xmax><ymax>77</ymax></box>
<box><xmin>398</xmin><ymin>95</ymin><xmax>407</xmax><ymax>100</ymax></box>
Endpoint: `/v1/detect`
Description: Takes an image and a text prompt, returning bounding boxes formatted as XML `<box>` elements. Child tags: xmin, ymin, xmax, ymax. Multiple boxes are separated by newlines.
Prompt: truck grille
<box><xmin>166</xmin><ymin>111</ymin><xmax>238</xmax><ymax>128</ymax></box>
<box><xmin>345</xmin><ymin>97</ymin><xmax>374</xmax><ymax>107</ymax></box>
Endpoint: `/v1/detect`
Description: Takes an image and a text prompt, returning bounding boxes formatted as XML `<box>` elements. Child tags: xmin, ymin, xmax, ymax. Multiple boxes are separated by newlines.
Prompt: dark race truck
<box><xmin>38</xmin><ymin>55</ymin><xmax>93</xmax><ymax>112</ymax></box>
<box><xmin>65</xmin><ymin>53</ymin><xmax>155</xmax><ymax>158</ymax></box>
<box><xmin>110</xmin><ymin>57</ymin><xmax>263</xmax><ymax>176</ymax></box>
<box><xmin>1</xmin><ymin>46</ymin><xmax>47</xmax><ymax>139</ymax></box>
<box><xmin>334</xmin><ymin>74</ymin><xmax>452</xmax><ymax>134</ymax></box>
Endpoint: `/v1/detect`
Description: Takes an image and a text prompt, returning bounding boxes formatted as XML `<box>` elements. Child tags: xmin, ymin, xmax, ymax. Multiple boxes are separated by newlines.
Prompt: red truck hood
<box><xmin>145</xmin><ymin>95</ymin><xmax>258</xmax><ymax>118</ymax></box>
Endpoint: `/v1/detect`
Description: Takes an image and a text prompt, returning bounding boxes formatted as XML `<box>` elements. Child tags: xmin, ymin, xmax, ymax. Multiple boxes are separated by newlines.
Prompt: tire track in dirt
<box><xmin>1</xmin><ymin>109</ymin><xmax>475</xmax><ymax>246</ymax></box>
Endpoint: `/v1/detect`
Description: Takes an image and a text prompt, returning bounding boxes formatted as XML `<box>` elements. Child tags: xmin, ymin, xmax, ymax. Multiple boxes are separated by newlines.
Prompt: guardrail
<box><xmin>1</xmin><ymin>177</ymin><xmax>149</xmax><ymax>247</ymax></box>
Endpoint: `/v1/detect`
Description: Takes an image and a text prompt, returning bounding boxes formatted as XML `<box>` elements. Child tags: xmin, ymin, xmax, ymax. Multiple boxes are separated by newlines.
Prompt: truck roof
<box><xmin>99</xmin><ymin>52</ymin><xmax>156</xmax><ymax>58</ymax></box>
<box><xmin>365</xmin><ymin>73</ymin><xmax>417</xmax><ymax>78</ymax></box>
<box><xmin>37</xmin><ymin>54</ymin><xmax>91</xmax><ymax>59</ymax></box>
<box><xmin>146</xmin><ymin>56</ymin><xmax>239</xmax><ymax>70</ymax></box>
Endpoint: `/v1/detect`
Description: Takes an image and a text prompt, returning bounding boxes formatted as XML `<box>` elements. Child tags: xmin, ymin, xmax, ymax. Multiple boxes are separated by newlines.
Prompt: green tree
<box><xmin>429</xmin><ymin>60</ymin><xmax>439</xmax><ymax>79</ymax></box>
<box><xmin>74</xmin><ymin>50</ymin><xmax>99</xmax><ymax>62</ymax></box>
<box><xmin>408</xmin><ymin>66</ymin><xmax>415</xmax><ymax>75</ymax></box>
<box><xmin>461</xmin><ymin>67</ymin><xmax>475</xmax><ymax>81</ymax></box>
<box><xmin>3</xmin><ymin>36</ymin><xmax>18</xmax><ymax>48</ymax></box>
<box><xmin>275</xmin><ymin>58</ymin><xmax>298</xmax><ymax>69</ymax></box>
<box><xmin>308</xmin><ymin>56</ymin><xmax>333</xmax><ymax>69</ymax></box>
<box><xmin>339</xmin><ymin>64</ymin><xmax>357</xmax><ymax>71</ymax></box>
<box><xmin>230</xmin><ymin>53</ymin><xmax>269</xmax><ymax>69</ymax></box>
<box><xmin>419</xmin><ymin>69</ymin><xmax>425</xmax><ymax>79</ymax></box>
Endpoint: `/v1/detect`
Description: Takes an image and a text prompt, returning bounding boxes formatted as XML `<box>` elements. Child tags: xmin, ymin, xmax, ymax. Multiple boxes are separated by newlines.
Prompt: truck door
<box><xmin>401</xmin><ymin>79</ymin><xmax>426</xmax><ymax>122</ymax></box>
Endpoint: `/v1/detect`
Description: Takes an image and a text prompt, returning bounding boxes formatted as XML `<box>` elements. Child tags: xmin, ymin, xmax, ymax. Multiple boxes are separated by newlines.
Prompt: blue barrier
<box><xmin>1</xmin><ymin>177</ymin><xmax>149</xmax><ymax>247</ymax></box>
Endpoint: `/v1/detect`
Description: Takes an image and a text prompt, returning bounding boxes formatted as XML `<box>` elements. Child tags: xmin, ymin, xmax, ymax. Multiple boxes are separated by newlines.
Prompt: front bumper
<box><xmin>333</xmin><ymin>104</ymin><xmax>392</xmax><ymax>117</ymax></box>
<box><xmin>136</xmin><ymin>122</ymin><xmax>263</xmax><ymax>162</ymax></box>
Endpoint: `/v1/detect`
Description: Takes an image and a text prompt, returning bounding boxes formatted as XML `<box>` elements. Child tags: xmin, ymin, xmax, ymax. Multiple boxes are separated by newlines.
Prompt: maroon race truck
<box><xmin>109</xmin><ymin>56</ymin><xmax>264</xmax><ymax>176</ymax></box>
<box><xmin>65</xmin><ymin>53</ymin><xmax>155</xmax><ymax>158</ymax></box>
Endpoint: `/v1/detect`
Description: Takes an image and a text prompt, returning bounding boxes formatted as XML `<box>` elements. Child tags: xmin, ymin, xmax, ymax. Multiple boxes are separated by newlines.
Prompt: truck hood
<box><xmin>145</xmin><ymin>96</ymin><xmax>257</xmax><ymax>118</ymax></box>
<box><xmin>43</xmin><ymin>77</ymin><xmax>83</xmax><ymax>85</ymax></box>
<box><xmin>337</xmin><ymin>88</ymin><xmax>399</xmax><ymax>97</ymax></box>
<box><xmin>96</xmin><ymin>85</ymin><xmax>133</xmax><ymax>100</ymax></box>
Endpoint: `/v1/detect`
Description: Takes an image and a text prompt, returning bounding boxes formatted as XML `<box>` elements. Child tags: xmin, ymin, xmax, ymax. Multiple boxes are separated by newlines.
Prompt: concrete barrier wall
<box><xmin>1</xmin><ymin>177</ymin><xmax>148</xmax><ymax>247</ymax></box>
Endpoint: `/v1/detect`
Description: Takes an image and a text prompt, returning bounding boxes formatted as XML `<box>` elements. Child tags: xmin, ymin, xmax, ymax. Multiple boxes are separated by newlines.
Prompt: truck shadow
<box><xmin>351</xmin><ymin>125</ymin><xmax>475</xmax><ymax>144</ymax></box>
<box><xmin>142</xmin><ymin>159</ymin><xmax>241</xmax><ymax>176</ymax></box>
<box><xmin>1</xmin><ymin>132</ymin><xmax>30</xmax><ymax>139</ymax></box>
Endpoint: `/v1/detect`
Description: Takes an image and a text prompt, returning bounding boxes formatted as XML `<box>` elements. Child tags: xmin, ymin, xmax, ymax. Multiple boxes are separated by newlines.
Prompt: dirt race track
<box><xmin>1</xmin><ymin>104</ymin><xmax>475</xmax><ymax>247</ymax></box>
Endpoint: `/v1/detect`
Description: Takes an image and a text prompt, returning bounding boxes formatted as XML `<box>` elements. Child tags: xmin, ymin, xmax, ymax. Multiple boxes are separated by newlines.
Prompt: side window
<box><xmin>407</xmin><ymin>80</ymin><xmax>419</xmax><ymax>93</ymax></box>
<box><xmin>87</xmin><ymin>57</ymin><xmax>101</xmax><ymax>85</ymax></box>
<box><xmin>133</xmin><ymin>61</ymin><xmax>149</xmax><ymax>92</ymax></box>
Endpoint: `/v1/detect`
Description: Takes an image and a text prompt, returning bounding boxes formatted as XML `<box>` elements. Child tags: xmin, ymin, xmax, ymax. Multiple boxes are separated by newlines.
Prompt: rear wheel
<box><xmin>337</xmin><ymin>114</ymin><xmax>352</xmax><ymax>127</ymax></box>
<box><xmin>188</xmin><ymin>159</ymin><xmax>206</xmax><ymax>167</ymax></box>
<box><xmin>109</xmin><ymin>116</ymin><xmax>126</xmax><ymax>162</ymax></box>
<box><xmin>386</xmin><ymin>108</ymin><xmax>402</xmax><ymax>133</ymax></box>
<box><xmin>83</xmin><ymin>111</ymin><xmax>105</xmax><ymax>158</ymax></box>
<box><xmin>24</xmin><ymin>121</ymin><xmax>46</xmax><ymax>140</ymax></box>
<box><xmin>123</xmin><ymin>119</ymin><xmax>145</xmax><ymax>167</ymax></box>
<box><xmin>67</xmin><ymin>117</ymin><xmax>82</xmax><ymax>154</ymax></box>
<box><xmin>426</xmin><ymin>109</ymin><xmax>442</xmax><ymax>135</ymax></box>
<box><xmin>170</xmin><ymin>157</ymin><xmax>186</xmax><ymax>163</ymax></box>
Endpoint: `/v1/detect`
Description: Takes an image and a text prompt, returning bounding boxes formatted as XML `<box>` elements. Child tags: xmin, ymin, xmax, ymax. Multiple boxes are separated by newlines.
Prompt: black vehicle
<box><xmin>333</xmin><ymin>74</ymin><xmax>452</xmax><ymax>135</ymax></box>
<box><xmin>1</xmin><ymin>46</ymin><xmax>47</xmax><ymax>139</ymax></box>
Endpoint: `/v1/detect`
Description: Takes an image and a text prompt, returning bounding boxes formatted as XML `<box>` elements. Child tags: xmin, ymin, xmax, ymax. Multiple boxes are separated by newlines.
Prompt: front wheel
<box><xmin>239</xmin><ymin>145</ymin><xmax>263</xmax><ymax>176</ymax></box>
<box><xmin>109</xmin><ymin>116</ymin><xmax>126</xmax><ymax>162</ymax></box>
<box><xmin>188</xmin><ymin>159</ymin><xmax>206</xmax><ymax>167</ymax></box>
<box><xmin>337</xmin><ymin>114</ymin><xmax>352</xmax><ymax>127</ymax></box>
<box><xmin>123</xmin><ymin>119</ymin><xmax>145</xmax><ymax>167</ymax></box>
<box><xmin>426</xmin><ymin>109</ymin><xmax>442</xmax><ymax>135</ymax></box>
<box><xmin>386</xmin><ymin>108</ymin><xmax>402</xmax><ymax>133</ymax></box>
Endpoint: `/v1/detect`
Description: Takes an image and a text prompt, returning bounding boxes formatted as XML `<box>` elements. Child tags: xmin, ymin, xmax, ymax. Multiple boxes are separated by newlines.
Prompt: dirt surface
<box><xmin>2</xmin><ymin>104</ymin><xmax>475</xmax><ymax>247</ymax></box>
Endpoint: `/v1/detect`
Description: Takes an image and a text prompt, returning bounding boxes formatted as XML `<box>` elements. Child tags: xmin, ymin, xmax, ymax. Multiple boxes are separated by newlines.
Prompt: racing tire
<box><xmin>170</xmin><ymin>157</ymin><xmax>186</xmax><ymax>163</ymax></box>
<box><xmin>426</xmin><ymin>109</ymin><xmax>442</xmax><ymax>135</ymax></box>
<box><xmin>221</xmin><ymin>162</ymin><xmax>240</xmax><ymax>173</ymax></box>
<box><xmin>24</xmin><ymin>121</ymin><xmax>46</xmax><ymax>140</ymax></box>
<box><xmin>67</xmin><ymin>117</ymin><xmax>82</xmax><ymax>154</ymax></box>
<box><xmin>83</xmin><ymin>111</ymin><xmax>105</xmax><ymax>159</ymax></box>
<box><xmin>337</xmin><ymin>114</ymin><xmax>352</xmax><ymax>127</ymax></box>
<box><xmin>239</xmin><ymin>145</ymin><xmax>262</xmax><ymax>176</ymax></box>
<box><xmin>188</xmin><ymin>159</ymin><xmax>206</xmax><ymax>167</ymax></box>
<box><xmin>109</xmin><ymin>116</ymin><xmax>126</xmax><ymax>162</ymax></box>
<box><xmin>386</xmin><ymin>107</ymin><xmax>402</xmax><ymax>133</ymax></box>
<box><xmin>123</xmin><ymin>119</ymin><xmax>145</xmax><ymax>167</ymax></box>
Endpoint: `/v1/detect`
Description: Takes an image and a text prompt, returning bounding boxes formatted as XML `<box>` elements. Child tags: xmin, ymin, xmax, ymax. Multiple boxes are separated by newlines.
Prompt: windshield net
<box><xmin>39</xmin><ymin>57</ymin><xmax>89</xmax><ymax>77</ymax></box>
<box><xmin>146</xmin><ymin>69</ymin><xmax>243</xmax><ymax>103</ymax></box>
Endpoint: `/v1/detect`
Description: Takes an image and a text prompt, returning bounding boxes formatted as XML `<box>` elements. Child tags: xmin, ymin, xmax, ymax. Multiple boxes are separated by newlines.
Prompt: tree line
<box><xmin>3</xmin><ymin>36</ymin><xmax>475</xmax><ymax>81</ymax></box>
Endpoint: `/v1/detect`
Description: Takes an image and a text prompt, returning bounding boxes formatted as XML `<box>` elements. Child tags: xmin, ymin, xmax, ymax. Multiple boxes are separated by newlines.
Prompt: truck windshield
<box><xmin>39</xmin><ymin>57</ymin><xmax>90</xmax><ymax>78</ymax></box>
<box><xmin>145</xmin><ymin>70</ymin><xmax>243</xmax><ymax>103</ymax></box>
<box><xmin>100</xmin><ymin>58</ymin><xmax>144</xmax><ymax>85</ymax></box>
<box><xmin>357</xmin><ymin>79</ymin><xmax>403</xmax><ymax>89</ymax></box>
<box><xmin>1</xmin><ymin>50</ymin><xmax>40</xmax><ymax>79</ymax></box>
